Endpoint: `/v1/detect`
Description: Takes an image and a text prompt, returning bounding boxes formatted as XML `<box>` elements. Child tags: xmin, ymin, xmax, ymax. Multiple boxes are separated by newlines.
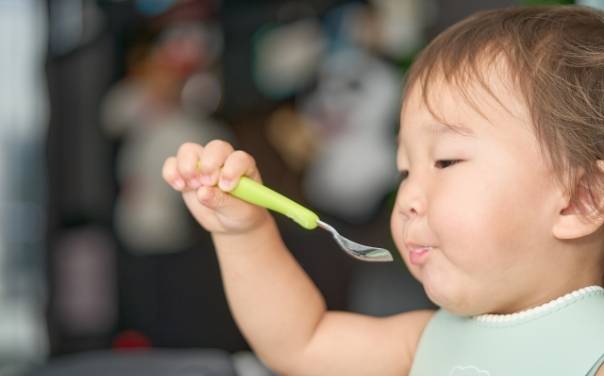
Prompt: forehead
<box><xmin>399</xmin><ymin>65</ymin><xmax>532</xmax><ymax>142</ymax></box>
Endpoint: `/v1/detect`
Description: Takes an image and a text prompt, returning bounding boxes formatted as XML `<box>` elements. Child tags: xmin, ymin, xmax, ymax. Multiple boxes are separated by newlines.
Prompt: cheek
<box><xmin>428</xmin><ymin>173</ymin><xmax>523</xmax><ymax>273</ymax></box>
<box><xmin>430</xmin><ymin>163</ymin><xmax>553</xmax><ymax>276</ymax></box>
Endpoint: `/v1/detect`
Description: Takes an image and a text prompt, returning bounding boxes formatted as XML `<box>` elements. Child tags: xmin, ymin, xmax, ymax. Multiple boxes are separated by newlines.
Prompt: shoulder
<box><xmin>362</xmin><ymin>309</ymin><xmax>436</xmax><ymax>374</ymax></box>
<box><xmin>298</xmin><ymin>309</ymin><xmax>436</xmax><ymax>376</ymax></box>
<box><xmin>387</xmin><ymin>309</ymin><xmax>435</xmax><ymax>333</ymax></box>
<box><xmin>596</xmin><ymin>364</ymin><xmax>604</xmax><ymax>376</ymax></box>
<box><xmin>386</xmin><ymin>309</ymin><xmax>436</xmax><ymax>360</ymax></box>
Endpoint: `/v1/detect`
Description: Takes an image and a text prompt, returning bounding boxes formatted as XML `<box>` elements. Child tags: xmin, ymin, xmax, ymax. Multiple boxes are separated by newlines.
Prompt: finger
<box><xmin>198</xmin><ymin>140</ymin><xmax>235</xmax><ymax>186</ymax></box>
<box><xmin>196</xmin><ymin>185</ymin><xmax>230</xmax><ymax>210</ymax></box>
<box><xmin>218</xmin><ymin>150</ymin><xmax>261</xmax><ymax>191</ymax></box>
<box><xmin>162</xmin><ymin>157</ymin><xmax>186</xmax><ymax>190</ymax></box>
<box><xmin>176</xmin><ymin>143</ymin><xmax>204</xmax><ymax>188</ymax></box>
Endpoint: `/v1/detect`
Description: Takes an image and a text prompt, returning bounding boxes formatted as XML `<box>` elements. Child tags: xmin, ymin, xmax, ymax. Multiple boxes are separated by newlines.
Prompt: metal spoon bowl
<box><xmin>317</xmin><ymin>220</ymin><xmax>394</xmax><ymax>262</ymax></box>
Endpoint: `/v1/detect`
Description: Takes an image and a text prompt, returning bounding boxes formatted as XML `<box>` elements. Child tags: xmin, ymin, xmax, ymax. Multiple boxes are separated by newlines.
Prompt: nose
<box><xmin>395</xmin><ymin>176</ymin><xmax>426</xmax><ymax>219</ymax></box>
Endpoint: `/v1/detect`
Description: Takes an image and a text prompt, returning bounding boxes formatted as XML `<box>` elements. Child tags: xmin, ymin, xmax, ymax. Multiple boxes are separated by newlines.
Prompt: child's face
<box><xmin>391</xmin><ymin>69</ymin><xmax>565</xmax><ymax>315</ymax></box>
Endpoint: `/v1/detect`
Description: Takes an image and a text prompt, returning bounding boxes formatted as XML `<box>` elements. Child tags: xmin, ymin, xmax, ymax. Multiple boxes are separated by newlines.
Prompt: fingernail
<box><xmin>219</xmin><ymin>178</ymin><xmax>232</xmax><ymax>191</ymax></box>
<box><xmin>200</xmin><ymin>174</ymin><xmax>213</xmax><ymax>185</ymax></box>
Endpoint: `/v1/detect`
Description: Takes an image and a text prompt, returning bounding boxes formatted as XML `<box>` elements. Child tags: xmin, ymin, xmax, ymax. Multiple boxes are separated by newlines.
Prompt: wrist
<box><xmin>212</xmin><ymin>212</ymin><xmax>277</xmax><ymax>245</ymax></box>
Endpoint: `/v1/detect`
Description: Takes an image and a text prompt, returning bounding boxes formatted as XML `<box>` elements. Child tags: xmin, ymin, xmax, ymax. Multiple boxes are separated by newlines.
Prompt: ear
<box><xmin>552</xmin><ymin>161</ymin><xmax>604</xmax><ymax>240</ymax></box>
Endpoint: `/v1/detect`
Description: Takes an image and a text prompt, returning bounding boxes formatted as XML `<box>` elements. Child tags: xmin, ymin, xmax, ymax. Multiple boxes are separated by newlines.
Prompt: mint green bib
<box><xmin>410</xmin><ymin>286</ymin><xmax>604</xmax><ymax>375</ymax></box>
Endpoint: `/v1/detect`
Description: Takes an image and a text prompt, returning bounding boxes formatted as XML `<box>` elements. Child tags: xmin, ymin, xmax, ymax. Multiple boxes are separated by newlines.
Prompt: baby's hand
<box><xmin>162</xmin><ymin>140</ymin><xmax>270</xmax><ymax>235</ymax></box>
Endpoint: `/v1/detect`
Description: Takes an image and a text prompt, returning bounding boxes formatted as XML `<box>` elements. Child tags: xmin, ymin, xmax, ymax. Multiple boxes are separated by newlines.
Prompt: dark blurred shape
<box><xmin>45</xmin><ymin>0</ymin><xmax>246</xmax><ymax>358</ymax></box>
<box><xmin>53</xmin><ymin>227</ymin><xmax>117</xmax><ymax>337</ymax></box>
<box><xmin>46</xmin><ymin>0</ymin><xmax>120</xmax><ymax>356</ymax></box>
<box><xmin>48</xmin><ymin>0</ymin><xmax>105</xmax><ymax>56</ymax></box>
<box><xmin>112</xmin><ymin>330</ymin><xmax>152</xmax><ymax>350</ymax></box>
<box><xmin>28</xmin><ymin>349</ymin><xmax>237</xmax><ymax>376</ymax></box>
<box><xmin>102</xmin><ymin>18</ymin><xmax>232</xmax><ymax>254</ymax></box>
<box><xmin>427</xmin><ymin>0</ymin><xmax>516</xmax><ymax>38</ymax></box>
<box><xmin>221</xmin><ymin>0</ymin><xmax>349</xmax><ymax>117</ymax></box>
<box><xmin>140</xmin><ymin>0</ymin><xmax>217</xmax><ymax>26</ymax></box>
<box><xmin>135</xmin><ymin>0</ymin><xmax>178</xmax><ymax>17</ymax></box>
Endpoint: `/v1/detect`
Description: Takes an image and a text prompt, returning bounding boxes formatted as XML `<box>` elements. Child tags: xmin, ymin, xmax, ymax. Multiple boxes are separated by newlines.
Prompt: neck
<box><xmin>510</xmin><ymin>275</ymin><xmax>602</xmax><ymax>315</ymax></box>
<box><xmin>508</xmin><ymin>238</ymin><xmax>604</xmax><ymax>314</ymax></box>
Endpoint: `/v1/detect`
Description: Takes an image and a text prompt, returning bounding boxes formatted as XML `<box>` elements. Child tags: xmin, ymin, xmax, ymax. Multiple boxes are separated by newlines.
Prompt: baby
<box><xmin>162</xmin><ymin>5</ymin><xmax>604</xmax><ymax>375</ymax></box>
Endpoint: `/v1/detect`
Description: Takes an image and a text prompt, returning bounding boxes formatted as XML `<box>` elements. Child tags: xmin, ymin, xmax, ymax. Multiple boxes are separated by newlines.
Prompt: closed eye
<box><xmin>434</xmin><ymin>159</ymin><xmax>462</xmax><ymax>169</ymax></box>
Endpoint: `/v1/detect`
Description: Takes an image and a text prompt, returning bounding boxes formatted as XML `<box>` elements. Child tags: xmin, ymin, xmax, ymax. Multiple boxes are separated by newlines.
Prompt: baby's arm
<box><xmin>162</xmin><ymin>140</ymin><xmax>434</xmax><ymax>376</ymax></box>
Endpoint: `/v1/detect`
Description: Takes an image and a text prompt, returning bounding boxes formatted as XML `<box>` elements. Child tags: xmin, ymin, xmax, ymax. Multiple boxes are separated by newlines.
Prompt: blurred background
<box><xmin>0</xmin><ymin>0</ymin><xmax>594</xmax><ymax>375</ymax></box>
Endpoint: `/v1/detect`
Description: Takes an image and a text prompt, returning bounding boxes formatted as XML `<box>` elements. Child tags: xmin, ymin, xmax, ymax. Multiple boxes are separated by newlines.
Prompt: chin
<box><xmin>421</xmin><ymin>275</ymin><xmax>485</xmax><ymax>316</ymax></box>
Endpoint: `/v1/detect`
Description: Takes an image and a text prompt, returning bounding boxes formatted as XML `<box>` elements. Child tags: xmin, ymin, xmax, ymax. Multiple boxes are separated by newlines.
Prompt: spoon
<box><xmin>227</xmin><ymin>176</ymin><xmax>393</xmax><ymax>262</ymax></box>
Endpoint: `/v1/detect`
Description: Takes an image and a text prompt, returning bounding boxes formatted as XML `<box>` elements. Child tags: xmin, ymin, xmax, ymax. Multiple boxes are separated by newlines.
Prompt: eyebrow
<box><xmin>397</xmin><ymin>122</ymin><xmax>475</xmax><ymax>146</ymax></box>
<box><xmin>429</xmin><ymin>122</ymin><xmax>475</xmax><ymax>137</ymax></box>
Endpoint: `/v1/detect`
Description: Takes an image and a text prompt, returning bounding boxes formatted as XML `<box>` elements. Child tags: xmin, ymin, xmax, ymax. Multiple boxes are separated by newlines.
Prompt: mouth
<box><xmin>406</xmin><ymin>243</ymin><xmax>433</xmax><ymax>266</ymax></box>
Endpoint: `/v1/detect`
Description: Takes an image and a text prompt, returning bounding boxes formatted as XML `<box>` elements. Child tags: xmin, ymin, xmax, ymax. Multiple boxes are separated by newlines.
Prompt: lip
<box><xmin>406</xmin><ymin>242</ymin><xmax>433</xmax><ymax>266</ymax></box>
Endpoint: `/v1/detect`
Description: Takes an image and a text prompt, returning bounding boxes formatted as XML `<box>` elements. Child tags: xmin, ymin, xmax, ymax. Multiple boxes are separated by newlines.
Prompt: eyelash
<box><xmin>434</xmin><ymin>159</ymin><xmax>462</xmax><ymax>169</ymax></box>
<box><xmin>398</xmin><ymin>160</ymin><xmax>462</xmax><ymax>182</ymax></box>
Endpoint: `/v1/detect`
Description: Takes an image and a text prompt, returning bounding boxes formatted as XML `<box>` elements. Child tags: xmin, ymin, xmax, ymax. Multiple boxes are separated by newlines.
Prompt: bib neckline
<box><xmin>472</xmin><ymin>285</ymin><xmax>604</xmax><ymax>325</ymax></box>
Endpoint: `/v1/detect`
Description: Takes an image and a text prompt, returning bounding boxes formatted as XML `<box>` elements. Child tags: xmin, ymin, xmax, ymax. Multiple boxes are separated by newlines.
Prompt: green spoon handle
<box><xmin>230</xmin><ymin>177</ymin><xmax>319</xmax><ymax>230</ymax></box>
